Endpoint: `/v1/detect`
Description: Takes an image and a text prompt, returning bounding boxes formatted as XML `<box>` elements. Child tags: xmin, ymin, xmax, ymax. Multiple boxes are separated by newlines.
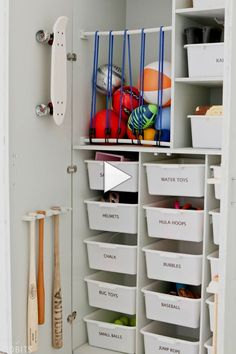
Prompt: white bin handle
<box><xmin>98</xmin><ymin>203</ymin><xmax>119</xmax><ymax>208</ymax></box>
<box><xmin>158</xmin><ymin>165</ymin><xmax>186</xmax><ymax>169</ymax></box>
<box><xmin>98</xmin><ymin>323</ymin><xmax>117</xmax><ymax>330</ymax></box>
<box><xmin>98</xmin><ymin>283</ymin><xmax>118</xmax><ymax>290</ymax></box>
<box><xmin>159</xmin><ymin>253</ymin><xmax>183</xmax><ymax>259</ymax></box>
<box><xmin>157</xmin><ymin>294</ymin><xmax>181</xmax><ymax>302</ymax></box>
<box><xmin>158</xmin><ymin>336</ymin><xmax>178</xmax><ymax>345</ymax></box>
<box><xmin>99</xmin><ymin>244</ymin><xmax>118</xmax><ymax>250</ymax></box>
<box><xmin>158</xmin><ymin>209</ymin><xmax>186</xmax><ymax>215</ymax></box>
<box><xmin>207</xmin><ymin>178</ymin><xmax>221</xmax><ymax>185</ymax></box>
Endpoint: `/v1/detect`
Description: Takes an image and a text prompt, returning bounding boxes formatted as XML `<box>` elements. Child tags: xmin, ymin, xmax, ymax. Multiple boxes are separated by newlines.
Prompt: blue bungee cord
<box><xmin>89</xmin><ymin>31</ymin><xmax>100</xmax><ymax>141</ymax></box>
<box><xmin>105</xmin><ymin>31</ymin><xmax>114</xmax><ymax>141</ymax></box>
<box><xmin>155</xmin><ymin>26</ymin><xmax>165</xmax><ymax>146</ymax></box>
<box><xmin>117</xmin><ymin>30</ymin><xmax>127</xmax><ymax>141</ymax></box>
<box><xmin>138</xmin><ymin>28</ymin><xmax>146</xmax><ymax>141</ymax></box>
<box><xmin>127</xmin><ymin>33</ymin><xmax>135</xmax><ymax>143</ymax></box>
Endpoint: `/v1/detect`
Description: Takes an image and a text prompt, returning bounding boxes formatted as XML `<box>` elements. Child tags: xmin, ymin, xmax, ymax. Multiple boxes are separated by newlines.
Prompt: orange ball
<box><xmin>143</xmin><ymin>128</ymin><xmax>156</xmax><ymax>141</ymax></box>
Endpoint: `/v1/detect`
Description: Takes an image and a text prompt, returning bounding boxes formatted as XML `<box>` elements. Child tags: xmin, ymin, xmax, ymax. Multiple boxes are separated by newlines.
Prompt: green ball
<box><xmin>129</xmin><ymin>316</ymin><xmax>136</xmax><ymax>327</ymax></box>
<box><xmin>119</xmin><ymin>316</ymin><xmax>129</xmax><ymax>326</ymax></box>
<box><xmin>114</xmin><ymin>319</ymin><xmax>124</xmax><ymax>326</ymax></box>
<box><xmin>128</xmin><ymin>104</ymin><xmax>157</xmax><ymax>131</ymax></box>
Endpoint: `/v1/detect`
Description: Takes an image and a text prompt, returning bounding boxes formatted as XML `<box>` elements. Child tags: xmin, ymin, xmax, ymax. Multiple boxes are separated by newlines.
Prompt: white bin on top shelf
<box><xmin>206</xmin><ymin>296</ymin><xmax>214</xmax><ymax>332</ymax></box>
<box><xmin>142</xmin><ymin>282</ymin><xmax>201</xmax><ymax>328</ymax></box>
<box><xmin>85</xmin><ymin>197</ymin><xmax>138</xmax><ymax>234</ymax></box>
<box><xmin>144</xmin><ymin>197</ymin><xmax>204</xmax><ymax>242</ymax></box>
<box><xmin>144</xmin><ymin>158</ymin><xmax>205</xmax><ymax>197</ymax></box>
<box><xmin>85</xmin><ymin>160</ymin><xmax>139</xmax><ymax>192</ymax></box>
<box><xmin>204</xmin><ymin>338</ymin><xmax>213</xmax><ymax>354</ymax></box>
<box><xmin>84</xmin><ymin>310</ymin><xmax>136</xmax><ymax>354</ymax></box>
<box><xmin>141</xmin><ymin>322</ymin><xmax>200</xmax><ymax>354</ymax></box>
<box><xmin>209</xmin><ymin>209</ymin><xmax>221</xmax><ymax>245</ymax></box>
<box><xmin>185</xmin><ymin>43</ymin><xmax>224</xmax><ymax>78</ymax></box>
<box><xmin>84</xmin><ymin>233</ymin><xmax>137</xmax><ymax>275</ymax></box>
<box><xmin>207</xmin><ymin>251</ymin><xmax>219</xmax><ymax>281</ymax></box>
<box><xmin>188</xmin><ymin>116</ymin><xmax>222</xmax><ymax>149</ymax></box>
<box><xmin>142</xmin><ymin>240</ymin><xmax>203</xmax><ymax>285</ymax></box>
<box><xmin>85</xmin><ymin>272</ymin><xmax>137</xmax><ymax>315</ymax></box>
<box><xmin>193</xmin><ymin>0</ymin><xmax>226</xmax><ymax>9</ymax></box>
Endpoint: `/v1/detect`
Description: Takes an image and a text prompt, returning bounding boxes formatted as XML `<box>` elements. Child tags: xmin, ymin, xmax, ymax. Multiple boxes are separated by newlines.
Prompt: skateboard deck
<box><xmin>51</xmin><ymin>16</ymin><xmax>68</xmax><ymax>126</ymax></box>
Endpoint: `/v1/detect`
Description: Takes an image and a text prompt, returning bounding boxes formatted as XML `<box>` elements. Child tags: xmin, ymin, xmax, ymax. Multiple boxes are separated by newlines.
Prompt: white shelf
<box><xmin>77</xmin><ymin>344</ymin><xmax>123</xmax><ymax>354</ymax></box>
<box><xmin>175</xmin><ymin>77</ymin><xmax>223</xmax><ymax>87</ymax></box>
<box><xmin>176</xmin><ymin>7</ymin><xmax>225</xmax><ymax>19</ymax></box>
<box><xmin>73</xmin><ymin>144</ymin><xmax>222</xmax><ymax>155</ymax></box>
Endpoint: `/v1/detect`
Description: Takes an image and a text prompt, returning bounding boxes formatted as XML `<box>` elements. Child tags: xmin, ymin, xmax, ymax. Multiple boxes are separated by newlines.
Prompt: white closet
<box><xmin>1</xmin><ymin>1</ymin><xmax>236</xmax><ymax>354</ymax></box>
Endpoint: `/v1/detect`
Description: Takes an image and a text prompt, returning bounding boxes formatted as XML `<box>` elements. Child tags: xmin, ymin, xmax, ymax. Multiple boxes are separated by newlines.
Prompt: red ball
<box><xmin>91</xmin><ymin>109</ymin><xmax>126</xmax><ymax>139</ymax></box>
<box><xmin>127</xmin><ymin>127</ymin><xmax>137</xmax><ymax>140</ymax></box>
<box><xmin>113</xmin><ymin>86</ymin><xmax>141</xmax><ymax>121</ymax></box>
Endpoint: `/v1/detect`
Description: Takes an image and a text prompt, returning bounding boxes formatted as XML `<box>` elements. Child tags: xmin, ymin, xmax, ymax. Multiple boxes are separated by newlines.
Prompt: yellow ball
<box><xmin>143</xmin><ymin>128</ymin><xmax>156</xmax><ymax>141</ymax></box>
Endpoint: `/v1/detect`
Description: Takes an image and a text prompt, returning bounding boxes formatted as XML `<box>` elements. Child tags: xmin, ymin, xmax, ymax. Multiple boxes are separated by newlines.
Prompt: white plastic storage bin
<box><xmin>141</xmin><ymin>322</ymin><xmax>200</xmax><ymax>354</ymax></box>
<box><xmin>204</xmin><ymin>338</ymin><xmax>213</xmax><ymax>354</ymax></box>
<box><xmin>85</xmin><ymin>160</ymin><xmax>139</xmax><ymax>192</ymax></box>
<box><xmin>207</xmin><ymin>251</ymin><xmax>219</xmax><ymax>281</ymax></box>
<box><xmin>208</xmin><ymin>179</ymin><xmax>221</xmax><ymax>200</ymax></box>
<box><xmin>209</xmin><ymin>165</ymin><xmax>222</xmax><ymax>200</ymax></box>
<box><xmin>144</xmin><ymin>158</ymin><xmax>205</xmax><ymax>197</ymax></box>
<box><xmin>206</xmin><ymin>296</ymin><xmax>214</xmax><ymax>332</ymax></box>
<box><xmin>188</xmin><ymin>116</ymin><xmax>222</xmax><ymax>149</ymax></box>
<box><xmin>84</xmin><ymin>272</ymin><xmax>137</xmax><ymax>315</ymax></box>
<box><xmin>144</xmin><ymin>197</ymin><xmax>204</xmax><ymax>242</ymax></box>
<box><xmin>211</xmin><ymin>165</ymin><xmax>222</xmax><ymax>180</ymax></box>
<box><xmin>142</xmin><ymin>282</ymin><xmax>201</xmax><ymax>328</ymax></box>
<box><xmin>84</xmin><ymin>310</ymin><xmax>136</xmax><ymax>354</ymax></box>
<box><xmin>185</xmin><ymin>43</ymin><xmax>224</xmax><ymax>78</ymax></box>
<box><xmin>84</xmin><ymin>233</ymin><xmax>137</xmax><ymax>275</ymax></box>
<box><xmin>209</xmin><ymin>209</ymin><xmax>220</xmax><ymax>245</ymax></box>
<box><xmin>143</xmin><ymin>240</ymin><xmax>203</xmax><ymax>285</ymax></box>
<box><xmin>85</xmin><ymin>197</ymin><xmax>138</xmax><ymax>234</ymax></box>
<box><xmin>193</xmin><ymin>0</ymin><xmax>226</xmax><ymax>9</ymax></box>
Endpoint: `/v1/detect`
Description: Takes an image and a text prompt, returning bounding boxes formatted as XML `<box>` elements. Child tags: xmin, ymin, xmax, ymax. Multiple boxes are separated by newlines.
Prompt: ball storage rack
<box><xmin>81</xmin><ymin>26</ymin><xmax>172</xmax><ymax>147</ymax></box>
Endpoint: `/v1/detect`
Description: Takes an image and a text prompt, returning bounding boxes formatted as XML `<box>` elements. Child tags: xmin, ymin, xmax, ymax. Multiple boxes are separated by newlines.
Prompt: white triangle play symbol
<box><xmin>104</xmin><ymin>162</ymin><xmax>132</xmax><ymax>193</ymax></box>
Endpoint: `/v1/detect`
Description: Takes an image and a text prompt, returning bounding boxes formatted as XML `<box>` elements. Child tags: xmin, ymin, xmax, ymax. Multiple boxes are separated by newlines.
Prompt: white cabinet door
<box><xmin>9</xmin><ymin>0</ymin><xmax>73</xmax><ymax>353</ymax></box>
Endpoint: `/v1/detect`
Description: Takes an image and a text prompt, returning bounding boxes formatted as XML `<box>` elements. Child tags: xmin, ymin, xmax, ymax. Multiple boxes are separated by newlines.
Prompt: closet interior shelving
<box><xmin>72</xmin><ymin>1</ymin><xmax>225</xmax><ymax>353</ymax></box>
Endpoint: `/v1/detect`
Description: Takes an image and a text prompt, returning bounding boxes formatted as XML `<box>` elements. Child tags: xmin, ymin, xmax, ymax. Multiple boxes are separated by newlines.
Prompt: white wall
<box><xmin>0</xmin><ymin>0</ymin><xmax>12</xmax><ymax>352</ymax></box>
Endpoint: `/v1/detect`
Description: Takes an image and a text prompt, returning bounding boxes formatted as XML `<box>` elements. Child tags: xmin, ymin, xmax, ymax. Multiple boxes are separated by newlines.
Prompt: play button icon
<box><xmin>104</xmin><ymin>162</ymin><xmax>132</xmax><ymax>193</ymax></box>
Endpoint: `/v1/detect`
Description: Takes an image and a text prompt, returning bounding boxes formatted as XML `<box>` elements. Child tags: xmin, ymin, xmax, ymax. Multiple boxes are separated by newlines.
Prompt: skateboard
<box><xmin>36</xmin><ymin>16</ymin><xmax>68</xmax><ymax>126</ymax></box>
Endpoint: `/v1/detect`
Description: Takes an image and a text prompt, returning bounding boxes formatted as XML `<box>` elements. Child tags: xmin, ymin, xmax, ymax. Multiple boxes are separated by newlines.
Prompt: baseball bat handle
<box><xmin>37</xmin><ymin>211</ymin><xmax>46</xmax><ymax>325</ymax></box>
<box><xmin>28</xmin><ymin>220</ymin><xmax>38</xmax><ymax>352</ymax></box>
<box><xmin>52</xmin><ymin>214</ymin><xmax>63</xmax><ymax>349</ymax></box>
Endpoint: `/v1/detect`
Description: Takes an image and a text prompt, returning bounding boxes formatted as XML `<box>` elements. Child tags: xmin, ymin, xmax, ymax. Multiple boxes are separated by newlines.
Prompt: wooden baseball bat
<box><xmin>52</xmin><ymin>207</ymin><xmax>63</xmax><ymax>349</ymax></box>
<box><xmin>28</xmin><ymin>216</ymin><xmax>39</xmax><ymax>353</ymax></box>
<box><xmin>36</xmin><ymin>210</ymin><xmax>46</xmax><ymax>325</ymax></box>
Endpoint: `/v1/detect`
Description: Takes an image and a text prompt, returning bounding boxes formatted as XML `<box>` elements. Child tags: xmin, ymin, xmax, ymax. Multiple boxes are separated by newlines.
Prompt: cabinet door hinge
<box><xmin>67</xmin><ymin>52</ymin><xmax>77</xmax><ymax>61</ymax></box>
<box><xmin>67</xmin><ymin>311</ymin><xmax>77</xmax><ymax>324</ymax></box>
<box><xmin>67</xmin><ymin>165</ymin><xmax>77</xmax><ymax>174</ymax></box>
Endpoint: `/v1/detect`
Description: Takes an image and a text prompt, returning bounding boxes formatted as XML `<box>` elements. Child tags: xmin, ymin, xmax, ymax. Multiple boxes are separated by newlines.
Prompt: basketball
<box><xmin>155</xmin><ymin>106</ymin><xmax>171</xmax><ymax>130</ymax></box>
<box><xmin>112</xmin><ymin>86</ymin><xmax>141</xmax><ymax>121</ymax></box>
<box><xmin>154</xmin><ymin>107</ymin><xmax>171</xmax><ymax>142</ymax></box>
<box><xmin>91</xmin><ymin>109</ymin><xmax>126</xmax><ymax>138</ymax></box>
<box><xmin>142</xmin><ymin>61</ymin><xmax>171</xmax><ymax>106</ymax></box>
<box><xmin>128</xmin><ymin>104</ymin><xmax>157</xmax><ymax>131</ymax></box>
<box><xmin>96</xmin><ymin>64</ymin><xmax>124</xmax><ymax>95</ymax></box>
